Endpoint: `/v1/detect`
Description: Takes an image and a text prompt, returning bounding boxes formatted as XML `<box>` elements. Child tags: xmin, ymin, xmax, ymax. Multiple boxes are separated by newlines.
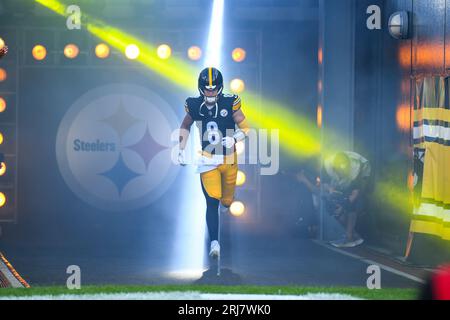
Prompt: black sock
<box><xmin>201</xmin><ymin>179</ymin><xmax>220</xmax><ymax>242</ymax></box>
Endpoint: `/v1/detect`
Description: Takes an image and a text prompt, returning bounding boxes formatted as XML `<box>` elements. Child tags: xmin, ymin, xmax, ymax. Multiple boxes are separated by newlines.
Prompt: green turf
<box><xmin>0</xmin><ymin>285</ymin><xmax>418</xmax><ymax>300</ymax></box>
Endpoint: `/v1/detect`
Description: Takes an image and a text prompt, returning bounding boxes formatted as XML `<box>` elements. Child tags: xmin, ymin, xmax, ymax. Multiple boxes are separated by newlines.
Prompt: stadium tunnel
<box><xmin>0</xmin><ymin>0</ymin><xmax>448</xmax><ymax>294</ymax></box>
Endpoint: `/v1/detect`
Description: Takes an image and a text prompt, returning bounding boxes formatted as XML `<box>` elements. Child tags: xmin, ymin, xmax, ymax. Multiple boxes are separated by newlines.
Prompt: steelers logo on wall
<box><xmin>56</xmin><ymin>84</ymin><xmax>179</xmax><ymax>212</ymax></box>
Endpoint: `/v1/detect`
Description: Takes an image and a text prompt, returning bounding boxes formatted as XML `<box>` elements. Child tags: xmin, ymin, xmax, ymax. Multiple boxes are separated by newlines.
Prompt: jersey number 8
<box><xmin>206</xmin><ymin>121</ymin><xmax>221</xmax><ymax>145</ymax></box>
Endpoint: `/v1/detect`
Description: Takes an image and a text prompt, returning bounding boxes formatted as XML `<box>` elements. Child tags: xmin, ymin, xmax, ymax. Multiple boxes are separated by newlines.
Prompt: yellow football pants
<box><xmin>201</xmin><ymin>162</ymin><xmax>238</xmax><ymax>208</ymax></box>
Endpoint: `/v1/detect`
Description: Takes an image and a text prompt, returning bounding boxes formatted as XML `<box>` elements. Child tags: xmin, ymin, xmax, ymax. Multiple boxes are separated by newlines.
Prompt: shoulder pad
<box><xmin>232</xmin><ymin>95</ymin><xmax>241</xmax><ymax>112</ymax></box>
<box><xmin>185</xmin><ymin>96</ymin><xmax>203</xmax><ymax>116</ymax></box>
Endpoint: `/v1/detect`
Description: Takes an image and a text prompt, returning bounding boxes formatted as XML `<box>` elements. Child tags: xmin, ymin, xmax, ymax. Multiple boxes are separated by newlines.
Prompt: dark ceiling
<box><xmin>0</xmin><ymin>0</ymin><xmax>318</xmax><ymax>23</ymax></box>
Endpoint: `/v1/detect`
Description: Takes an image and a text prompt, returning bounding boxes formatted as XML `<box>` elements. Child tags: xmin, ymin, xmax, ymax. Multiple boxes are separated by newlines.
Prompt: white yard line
<box><xmin>314</xmin><ymin>240</ymin><xmax>425</xmax><ymax>284</ymax></box>
<box><xmin>0</xmin><ymin>291</ymin><xmax>361</xmax><ymax>300</ymax></box>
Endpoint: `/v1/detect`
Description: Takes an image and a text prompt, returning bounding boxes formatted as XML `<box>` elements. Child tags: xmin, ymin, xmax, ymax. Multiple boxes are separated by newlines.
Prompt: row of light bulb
<box><xmin>26</xmin><ymin>43</ymin><xmax>247</xmax><ymax>63</ymax></box>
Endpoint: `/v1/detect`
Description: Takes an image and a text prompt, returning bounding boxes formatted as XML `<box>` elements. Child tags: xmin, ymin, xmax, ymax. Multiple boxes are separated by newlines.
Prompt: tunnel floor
<box><xmin>0</xmin><ymin>222</ymin><xmax>422</xmax><ymax>289</ymax></box>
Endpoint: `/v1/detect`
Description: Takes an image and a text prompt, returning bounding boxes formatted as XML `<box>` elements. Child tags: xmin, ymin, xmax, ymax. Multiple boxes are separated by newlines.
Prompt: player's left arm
<box><xmin>232</xmin><ymin>94</ymin><xmax>250</xmax><ymax>142</ymax></box>
<box><xmin>232</xmin><ymin>108</ymin><xmax>250</xmax><ymax>142</ymax></box>
<box><xmin>222</xmin><ymin>96</ymin><xmax>250</xmax><ymax>148</ymax></box>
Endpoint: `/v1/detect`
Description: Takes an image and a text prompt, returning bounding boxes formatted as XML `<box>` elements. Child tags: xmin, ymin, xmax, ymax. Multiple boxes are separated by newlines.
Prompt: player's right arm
<box><xmin>179</xmin><ymin>113</ymin><xmax>194</xmax><ymax>150</ymax></box>
<box><xmin>177</xmin><ymin>101</ymin><xmax>194</xmax><ymax>166</ymax></box>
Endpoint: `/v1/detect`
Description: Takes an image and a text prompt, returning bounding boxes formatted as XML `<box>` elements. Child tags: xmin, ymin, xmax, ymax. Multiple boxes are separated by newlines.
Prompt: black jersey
<box><xmin>185</xmin><ymin>94</ymin><xmax>241</xmax><ymax>156</ymax></box>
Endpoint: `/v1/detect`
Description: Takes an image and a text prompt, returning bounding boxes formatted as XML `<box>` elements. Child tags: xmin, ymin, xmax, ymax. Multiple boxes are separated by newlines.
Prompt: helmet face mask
<box><xmin>198</xmin><ymin>67</ymin><xmax>223</xmax><ymax>105</ymax></box>
<box><xmin>203</xmin><ymin>88</ymin><xmax>219</xmax><ymax>105</ymax></box>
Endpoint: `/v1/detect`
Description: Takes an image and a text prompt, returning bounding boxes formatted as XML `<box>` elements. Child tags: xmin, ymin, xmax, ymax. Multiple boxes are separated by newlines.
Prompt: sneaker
<box><xmin>209</xmin><ymin>240</ymin><xmax>220</xmax><ymax>259</ymax></box>
<box><xmin>331</xmin><ymin>238</ymin><xmax>365</xmax><ymax>248</ymax></box>
<box><xmin>330</xmin><ymin>238</ymin><xmax>348</xmax><ymax>248</ymax></box>
<box><xmin>345</xmin><ymin>238</ymin><xmax>364</xmax><ymax>248</ymax></box>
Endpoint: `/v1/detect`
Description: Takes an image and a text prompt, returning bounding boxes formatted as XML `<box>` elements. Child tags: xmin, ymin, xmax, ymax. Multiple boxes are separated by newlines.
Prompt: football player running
<box><xmin>177</xmin><ymin>67</ymin><xmax>250</xmax><ymax>259</ymax></box>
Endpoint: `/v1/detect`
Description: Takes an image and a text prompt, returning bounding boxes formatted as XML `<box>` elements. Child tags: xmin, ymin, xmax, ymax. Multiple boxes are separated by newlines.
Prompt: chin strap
<box><xmin>205</xmin><ymin>96</ymin><xmax>217</xmax><ymax>104</ymax></box>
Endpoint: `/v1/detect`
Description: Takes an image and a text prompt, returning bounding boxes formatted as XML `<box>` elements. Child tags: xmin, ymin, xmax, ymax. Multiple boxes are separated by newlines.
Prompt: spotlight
<box><xmin>0</xmin><ymin>39</ymin><xmax>7</xmax><ymax>59</ymax></box>
<box><xmin>0</xmin><ymin>68</ymin><xmax>6</xmax><ymax>82</ymax></box>
<box><xmin>0</xmin><ymin>192</ymin><xmax>6</xmax><ymax>208</ymax></box>
<box><xmin>230</xmin><ymin>78</ymin><xmax>245</xmax><ymax>94</ymax></box>
<box><xmin>0</xmin><ymin>153</ymin><xmax>6</xmax><ymax>176</ymax></box>
<box><xmin>0</xmin><ymin>132</ymin><xmax>3</xmax><ymax>145</ymax></box>
<box><xmin>0</xmin><ymin>161</ymin><xmax>5</xmax><ymax>177</ymax></box>
<box><xmin>157</xmin><ymin>44</ymin><xmax>172</xmax><ymax>60</ymax></box>
<box><xmin>0</xmin><ymin>97</ymin><xmax>6</xmax><ymax>113</ymax></box>
<box><xmin>32</xmin><ymin>44</ymin><xmax>47</xmax><ymax>61</ymax></box>
<box><xmin>236</xmin><ymin>170</ymin><xmax>246</xmax><ymax>186</ymax></box>
<box><xmin>230</xmin><ymin>201</ymin><xmax>245</xmax><ymax>217</ymax></box>
<box><xmin>396</xmin><ymin>104</ymin><xmax>411</xmax><ymax>132</ymax></box>
<box><xmin>95</xmin><ymin>43</ymin><xmax>110</xmax><ymax>59</ymax></box>
<box><xmin>64</xmin><ymin>44</ymin><xmax>79</xmax><ymax>59</ymax></box>
<box><xmin>232</xmin><ymin>48</ymin><xmax>246</xmax><ymax>63</ymax></box>
<box><xmin>407</xmin><ymin>170</ymin><xmax>415</xmax><ymax>192</ymax></box>
<box><xmin>187</xmin><ymin>46</ymin><xmax>202</xmax><ymax>61</ymax></box>
<box><xmin>317</xmin><ymin>105</ymin><xmax>323</xmax><ymax>128</ymax></box>
<box><xmin>205</xmin><ymin>0</ymin><xmax>225</xmax><ymax>68</ymax></box>
<box><xmin>125</xmin><ymin>44</ymin><xmax>140</xmax><ymax>60</ymax></box>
